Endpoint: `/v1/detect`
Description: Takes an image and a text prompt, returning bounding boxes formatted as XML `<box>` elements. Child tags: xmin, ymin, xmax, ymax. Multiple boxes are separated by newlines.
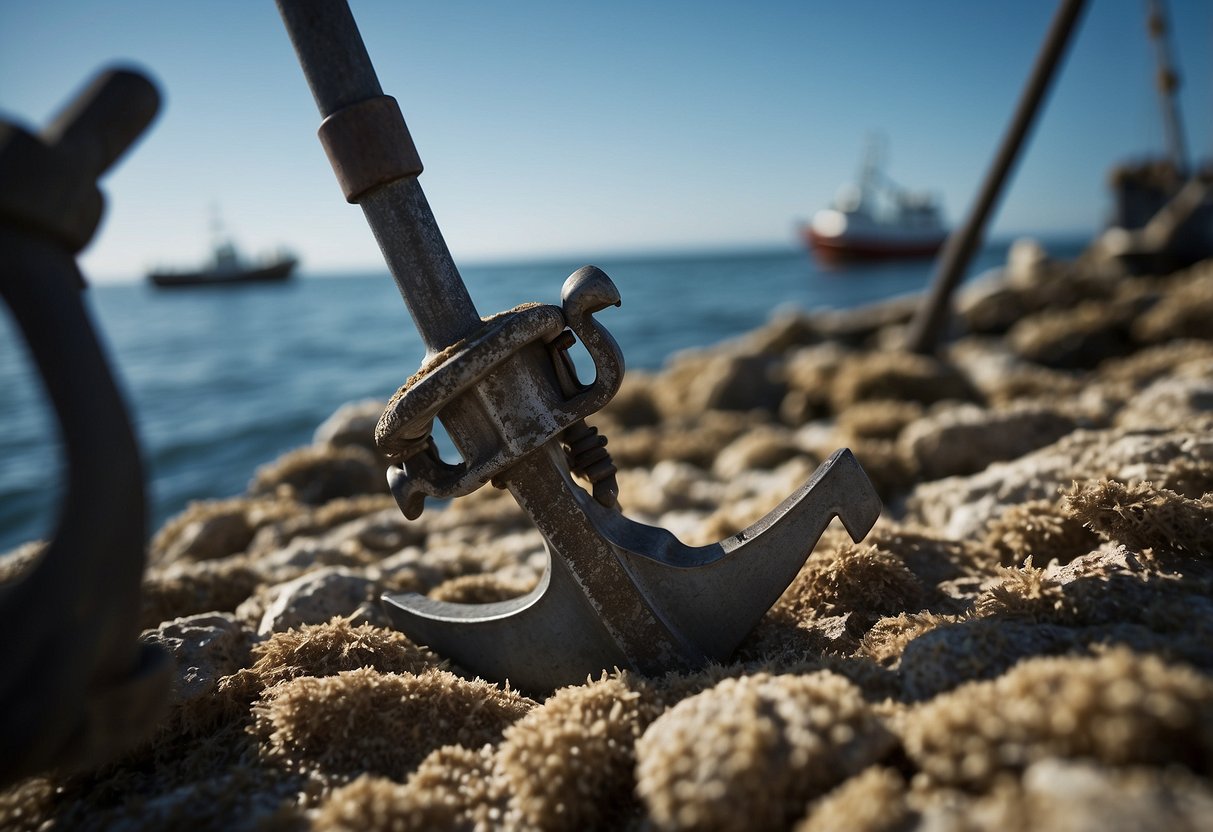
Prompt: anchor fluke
<box><xmin>384</xmin><ymin>448</ymin><xmax>880</xmax><ymax>692</ymax></box>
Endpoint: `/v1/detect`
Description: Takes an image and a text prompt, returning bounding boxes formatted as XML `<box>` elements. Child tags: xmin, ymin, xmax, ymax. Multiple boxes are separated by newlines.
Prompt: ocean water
<box><xmin>0</xmin><ymin>238</ymin><xmax>1085</xmax><ymax>553</ymax></box>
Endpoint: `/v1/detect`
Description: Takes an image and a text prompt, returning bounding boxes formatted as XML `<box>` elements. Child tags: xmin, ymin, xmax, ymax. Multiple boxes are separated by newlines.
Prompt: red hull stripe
<box><xmin>803</xmin><ymin>228</ymin><xmax>945</xmax><ymax>261</ymax></box>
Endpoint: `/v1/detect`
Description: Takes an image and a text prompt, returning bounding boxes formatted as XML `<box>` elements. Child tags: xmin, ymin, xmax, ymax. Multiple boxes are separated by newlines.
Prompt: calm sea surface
<box><xmin>1</xmin><ymin>239</ymin><xmax>1085</xmax><ymax>552</ymax></box>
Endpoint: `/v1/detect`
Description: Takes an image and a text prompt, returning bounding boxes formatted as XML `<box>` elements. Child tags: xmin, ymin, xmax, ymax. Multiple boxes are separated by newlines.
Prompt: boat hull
<box><xmin>148</xmin><ymin>258</ymin><xmax>296</xmax><ymax>288</ymax></box>
<box><xmin>803</xmin><ymin>226</ymin><xmax>946</xmax><ymax>262</ymax></box>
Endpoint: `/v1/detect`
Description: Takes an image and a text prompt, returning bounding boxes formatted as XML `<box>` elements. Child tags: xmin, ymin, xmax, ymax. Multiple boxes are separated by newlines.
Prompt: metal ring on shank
<box><xmin>375</xmin><ymin>303</ymin><xmax>566</xmax><ymax>462</ymax></box>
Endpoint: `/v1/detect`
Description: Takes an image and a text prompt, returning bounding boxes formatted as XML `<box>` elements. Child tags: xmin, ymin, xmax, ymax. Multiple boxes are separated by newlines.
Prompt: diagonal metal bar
<box><xmin>275</xmin><ymin>0</ymin><xmax>479</xmax><ymax>354</ymax></box>
<box><xmin>904</xmin><ymin>0</ymin><xmax>1087</xmax><ymax>355</ymax></box>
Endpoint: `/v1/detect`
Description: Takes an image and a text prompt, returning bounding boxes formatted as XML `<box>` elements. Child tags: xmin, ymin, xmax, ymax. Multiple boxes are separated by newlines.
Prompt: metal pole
<box><xmin>904</xmin><ymin>0</ymin><xmax>1087</xmax><ymax>355</ymax></box>
<box><xmin>275</xmin><ymin>0</ymin><xmax>480</xmax><ymax>355</ymax></box>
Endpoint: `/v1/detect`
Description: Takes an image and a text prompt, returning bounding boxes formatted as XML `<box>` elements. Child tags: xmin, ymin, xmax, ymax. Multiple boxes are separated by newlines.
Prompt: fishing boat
<box><xmin>148</xmin><ymin>220</ymin><xmax>297</xmax><ymax>288</ymax></box>
<box><xmin>802</xmin><ymin>138</ymin><xmax>948</xmax><ymax>262</ymax></box>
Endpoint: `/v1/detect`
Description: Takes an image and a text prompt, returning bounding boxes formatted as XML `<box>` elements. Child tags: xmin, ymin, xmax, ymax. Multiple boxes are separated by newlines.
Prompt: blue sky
<box><xmin>1</xmin><ymin>1</ymin><xmax>1209</xmax><ymax>281</ymax></box>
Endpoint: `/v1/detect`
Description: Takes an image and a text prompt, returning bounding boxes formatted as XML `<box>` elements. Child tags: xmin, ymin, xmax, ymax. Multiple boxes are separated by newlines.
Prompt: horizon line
<box><xmin>85</xmin><ymin>227</ymin><xmax>1098</xmax><ymax>284</ymax></box>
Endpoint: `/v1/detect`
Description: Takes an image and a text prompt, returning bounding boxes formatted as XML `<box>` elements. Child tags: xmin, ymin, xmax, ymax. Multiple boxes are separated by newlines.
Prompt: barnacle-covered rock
<box><xmin>428</xmin><ymin>573</ymin><xmax>536</xmax><ymax>604</ymax></box>
<box><xmin>774</xmin><ymin>543</ymin><xmax>926</xmax><ymax>635</ymax></box>
<box><xmin>908</xmin><ymin>759</ymin><xmax>1213</xmax><ymax>831</ymax></box>
<box><xmin>635</xmin><ymin>671</ymin><xmax>894</xmax><ymax>831</ymax></box>
<box><xmin>312</xmin><ymin>398</ymin><xmax>386</xmax><ymax>455</ymax></box>
<box><xmin>252</xmin><ymin>566</ymin><xmax>380</xmax><ymax>635</ymax></box>
<box><xmin>1008</xmin><ymin>300</ymin><xmax>1138</xmax><ymax>369</ymax></box>
<box><xmin>900</xmin><ymin>649</ymin><xmax>1213</xmax><ymax>789</ymax></box>
<box><xmin>150</xmin><ymin>495</ymin><xmax>306</xmax><ymax>564</ymax></box>
<box><xmin>834</xmin><ymin>400</ymin><xmax>923</xmax><ymax>443</ymax></box>
<box><xmin>248</xmin><ymin>533</ymin><xmax>374</xmax><ymax>587</ymax></box>
<box><xmin>897</xmin><ymin>618</ymin><xmax>1077</xmax><ymax>701</ymax></box>
<box><xmin>244</xmin><ymin>495</ymin><xmax>405</xmax><ymax>559</ymax></box>
<box><xmin>598</xmin><ymin>371</ymin><xmax>662</xmax><ymax>428</ymax></box>
<box><xmin>657</xmin><ymin>352</ymin><xmax>787</xmax><ymax>416</ymax></box>
<box><xmin>377</xmin><ymin>533</ymin><xmax>544</xmax><ymax>594</ymax></box>
<box><xmin>845</xmin><ymin>439</ymin><xmax>915</xmax><ymax>501</ymax></box>
<box><xmin>1133</xmin><ymin>262</ymin><xmax>1213</xmax><ymax>343</ymax></box>
<box><xmin>794</xmin><ymin>766</ymin><xmax>911</xmax><ymax>832</ymax></box>
<box><xmin>829</xmin><ymin>350</ymin><xmax>980</xmax><ymax>412</ymax></box>
<box><xmin>1062</xmin><ymin>479</ymin><xmax>1213</xmax><ymax>559</ymax></box>
<box><xmin>860</xmin><ymin>524</ymin><xmax>982</xmax><ymax>587</ymax></box>
<box><xmin>248</xmin><ymin>445</ymin><xmax>385</xmax><ymax>505</ymax></box>
<box><xmin>711</xmin><ymin>425</ymin><xmax>806</xmax><ymax>479</ymax></box>
<box><xmin>140</xmin><ymin>612</ymin><xmax>250</xmax><ymax>734</ymax></box>
<box><xmin>904</xmin><ymin>428</ymin><xmax>1182</xmax><ymax>539</ymax></box>
<box><xmin>737</xmin><ymin>309</ymin><xmax>820</xmax><ymax>356</ymax></box>
<box><xmin>497</xmin><ymin>674</ymin><xmax>661</xmax><ymax>830</ymax></box>
<box><xmin>314</xmin><ymin>774</ymin><xmax>452</xmax><ymax>831</ymax></box>
<box><xmin>859</xmin><ymin>612</ymin><xmax>957</xmax><ymax>669</ymax></box>
<box><xmin>140</xmin><ymin>555</ymin><xmax>263</xmax><ymax>630</ymax></box>
<box><xmin>781</xmin><ymin>342</ymin><xmax>850</xmax><ymax>424</ymax></box>
<box><xmin>899</xmin><ymin>402</ymin><xmax>1081</xmax><ymax>481</ymax></box>
<box><xmin>254</xmin><ymin>668</ymin><xmax>534</xmax><ymax>780</ymax></box>
<box><xmin>1115</xmin><ymin>372</ymin><xmax>1213</xmax><ymax>431</ymax></box>
<box><xmin>246</xmin><ymin>618</ymin><xmax>441</xmax><ymax>690</ymax></box>
<box><xmin>1097</xmin><ymin>339</ymin><xmax>1213</xmax><ymax>387</ymax></box>
<box><xmin>609</xmin><ymin>412</ymin><xmax>766</xmax><ymax>470</ymax></box>
<box><xmin>150</xmin><ymin>498</ymin><xmax>262</xmax><ymax>564</ymax></box>
<box><xmin>983</xmin><ymin>499</ymin><xmax>1100</xmax><ymax>566</ymax></box>
<box><xmin>314</xmin><ymin>745</ymin><xmax>504</xmax><ymax>832</ymax></box>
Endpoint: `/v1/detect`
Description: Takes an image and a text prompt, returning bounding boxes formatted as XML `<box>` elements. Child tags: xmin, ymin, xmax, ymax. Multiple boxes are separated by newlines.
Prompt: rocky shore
<box><xmin>3</xmin><ymin>248</ymin><xmax>1213</xmax><ymax>830</ymax></box>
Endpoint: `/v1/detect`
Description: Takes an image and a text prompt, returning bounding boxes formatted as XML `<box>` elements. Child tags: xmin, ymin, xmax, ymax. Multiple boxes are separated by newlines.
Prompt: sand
<box><xmin>3</xmin><ymin>250</ymin><xmax>1213</xmax><ymax>830</ymax></box>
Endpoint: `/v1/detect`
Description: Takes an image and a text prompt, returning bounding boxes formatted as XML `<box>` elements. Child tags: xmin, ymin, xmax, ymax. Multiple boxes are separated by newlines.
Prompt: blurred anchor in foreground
<box><xmin>0</xmin><ymin>67</ymin><xmax>171</xmax><ymax>785</ymax></box>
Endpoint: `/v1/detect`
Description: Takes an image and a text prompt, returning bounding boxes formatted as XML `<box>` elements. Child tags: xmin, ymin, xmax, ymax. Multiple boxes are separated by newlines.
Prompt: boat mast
<box><xmin>1144</xmin><ymin>0</ymin><xmax>1187</xmax><ymax>176</ymax></box>
<box><xmin>859</xmin><ymin>133</ymin><xmax>884</xmax><ymax>206</ymax></box>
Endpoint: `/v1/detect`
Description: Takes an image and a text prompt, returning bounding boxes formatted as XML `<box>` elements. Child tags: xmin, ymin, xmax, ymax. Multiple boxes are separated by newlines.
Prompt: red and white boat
<box><xmin>802</xmin><ymin>139</ymin><xmax>948</xmax><ymax>262</ymax></box>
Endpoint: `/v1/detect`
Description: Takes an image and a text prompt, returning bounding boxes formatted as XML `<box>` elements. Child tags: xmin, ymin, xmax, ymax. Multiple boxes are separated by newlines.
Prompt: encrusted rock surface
<box><xmin>5</xmin><ymin>253</ymin><xmax>1213</xmax><ymax>830</ymax></box>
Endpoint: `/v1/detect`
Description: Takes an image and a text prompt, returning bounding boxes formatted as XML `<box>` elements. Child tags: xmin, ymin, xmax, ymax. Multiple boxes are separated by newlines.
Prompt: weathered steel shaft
<box><xmin>275</xmin><ymin>0</ymin><xmax>479</xmax><ymax>355</ymax></box>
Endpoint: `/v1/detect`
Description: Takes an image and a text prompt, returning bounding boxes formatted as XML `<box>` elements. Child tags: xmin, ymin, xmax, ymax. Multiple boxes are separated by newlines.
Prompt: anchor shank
<box><xmin>275</xmin><ymin>0</ymin><xmax>480</xmax><ymax>354</ymax></box>
<box><xmin>278</xmin><ymin>0</ymin><xmax>601</xmax><ymax>510</ymax></box>
<box><xmin>273</xmin><ymin>0</ymin><xmax>382</xmax><ymax>118</ymax></box>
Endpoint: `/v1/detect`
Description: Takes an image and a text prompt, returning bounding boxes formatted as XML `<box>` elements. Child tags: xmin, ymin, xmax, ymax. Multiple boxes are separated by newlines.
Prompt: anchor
<box><xmin>0</xmin><ymin>68</ymin><xmax>170</xmax><ymax>783</ymax></box>
<box><xmin>276</xmin><ymin>0</ymin><xmax>881</xmax><ymax>692</ymax></box>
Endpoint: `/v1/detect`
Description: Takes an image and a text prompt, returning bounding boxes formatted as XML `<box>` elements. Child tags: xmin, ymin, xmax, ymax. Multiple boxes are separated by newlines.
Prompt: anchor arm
<box><xmin>385</xmin><ymin>448</ymin><xmax>880</xmax><ymax>691</ymax></box>
<box><xmin>601</xmin><ymin>449</ymin><xmax>881</xmax><ymax>661</ymax></box>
